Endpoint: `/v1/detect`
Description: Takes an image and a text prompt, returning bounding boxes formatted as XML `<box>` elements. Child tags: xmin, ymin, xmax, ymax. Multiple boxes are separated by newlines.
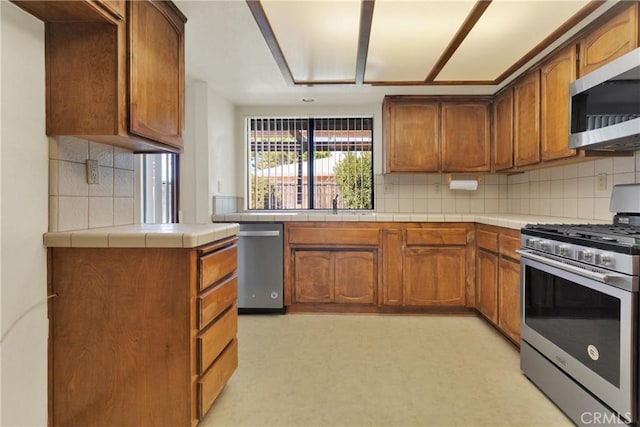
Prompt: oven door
<box><xmin>519</xmin><ymin>250</ymin><xmax>637</xmax><ymax>422</ymax></box>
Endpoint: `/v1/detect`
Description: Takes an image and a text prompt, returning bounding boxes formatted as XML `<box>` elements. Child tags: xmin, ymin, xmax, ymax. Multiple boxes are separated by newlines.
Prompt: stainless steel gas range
<box><xmin>519</xmin><ymin>184</ymin><xmax>640</xmax><ymax>427</ymax></box>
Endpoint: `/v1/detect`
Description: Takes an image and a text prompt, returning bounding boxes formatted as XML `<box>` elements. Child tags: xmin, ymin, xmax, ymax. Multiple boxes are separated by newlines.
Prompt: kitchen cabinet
<box><xmin>11</xmin><ymin>0</ymin><xmax>124</xmax><ymax>22</ymax></box>
<box><xmin>383</xmin><ymin>96</ymin><xmax>491</xmax><ymax>173</ymax></box>
<box><xmin>286</xmin><ymin>225</ymin><xmax>379</xmax><ymax>306</ymax></box>
<box><xmin>513</xmin><ymin>70</ymin><xmax>541</xmax><ymax>167</ymax></box>
<box><xmin>48</xmin><ymin>236</ymin><xmax>238</xmax><ymax>425</ymax></box>
<box><xmin>541</xmin><ymin>44</ymin><xmax>577</xmax><ymax>162</ymax></box>
<box><xmin>381</xmin><ymin>228</ymin><xmax>404</xmax><ymax>306</ymax></box>
<box><xmin>441</xmin><ymin>102</ymin><xmax>491</xmax><ymax>172</ymax></box>
<box><xmin>493</xmin><ymin>88</ymin><xmax>514</xmax><ymax>171</ymax></box>
<box><xmin>404</xmin><ymin>228</ymin><xmax>468</xmax><ymax>307</ymax></box>
<box><xmin>579</xmin><ymin>2</ymin><xmax>639</xmax><ymax>77</ymax></box>
<box><xmin>475</xmin><ymin>225</ymin><xmax>521</xmax><ymax>345</ymax></box>
<box><xmin>28</xmin><ymin>0</ymin><xmax>186</xmax><ymax>153</ymax></box>
<box><xmin>383</xmin><ymin>98</ymin><xmax>440</xmax><ymax>173</ymax></box>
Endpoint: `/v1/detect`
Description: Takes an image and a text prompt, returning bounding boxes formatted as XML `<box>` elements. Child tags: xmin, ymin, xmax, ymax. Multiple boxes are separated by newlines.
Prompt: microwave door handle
<box><xmin>516</xmin><ymin>249</ymin><xmax>621</xmax><ymax>284</ymax></box>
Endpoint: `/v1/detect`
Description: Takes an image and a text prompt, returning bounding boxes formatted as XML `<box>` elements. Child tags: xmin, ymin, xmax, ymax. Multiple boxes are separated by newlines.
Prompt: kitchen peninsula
<box><xmin>43</xmin><ymin>223</ymin><xmax>239</xmax><ymax>426</ymax></box>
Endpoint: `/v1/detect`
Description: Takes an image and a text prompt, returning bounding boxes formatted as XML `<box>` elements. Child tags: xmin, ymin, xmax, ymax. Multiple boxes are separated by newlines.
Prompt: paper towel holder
<box><xmin>445</xmin><ymin>174</ymin><xmax>482</xmax><ymax>185</ymax></box>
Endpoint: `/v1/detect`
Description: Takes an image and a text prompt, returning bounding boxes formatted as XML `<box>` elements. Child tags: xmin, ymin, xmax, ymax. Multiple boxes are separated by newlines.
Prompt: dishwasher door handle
<box><xmin>238</xmin><ymin>230</ymin><xmax>281</xmax><ymax>237</ymax></box>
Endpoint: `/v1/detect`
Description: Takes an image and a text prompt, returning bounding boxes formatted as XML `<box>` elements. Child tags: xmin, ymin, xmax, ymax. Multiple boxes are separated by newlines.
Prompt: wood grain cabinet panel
<box><xmin>476</xmin><ymin>250</ymin><xmax>498</xmax><ymax>323</ymax></box>
<box><xmin>579</xmin><ymin>2</ymin><xmax>639</xmax><ymax>77</ymax></box>
<box><xmin>382</xmin><ymin>229</ymin><xmax>404</xmax><ymax>306</ymax></box>
<box><xmin>493</xmin><ymin>89</ymin><xmax>514</xmax><ymax>171</ymax></box>
<box><xmin>335</xmin><ymin>251</ymin><xmax>376</xmax><ymax>304</ymax></box>
<box><xmin>498</xmin><ymin>258</ymin><xmax>521</xmax><ymax>344</ymax></box>
<box><xmin>198</xmin><ymin>276</ymin><xmax>237</xmax><ymax>329</ymax></box>
<box><xmin>384</xmin><ymin>99</ymin><xmax>440</xmax><ymax>172</ymax></box>
<box><xmin>129</xmin><ymin>0</ymin><xmax>184</xmax><ymax>148</ymax></box>
<box><xmin>541</xmin><ymin>44</ymin><xmax>577</xmax><ymax>162</ymax></box>
<box><xmin>197</xmin><ymin>307</ymin><xmax>238</xmax><ymax>374</ymax></box>
<box><xmin>198</xmin><ymin>339</ymin><xmax>238</xmax><ymax>419</ymax></box>
<box><xmin>199</xmin><ymin>243</ymin><xmax>237</xmax><ymax>290</ymax></box>
<box><xmin>513</xmin><ymin>71</ymin><xmax>541</xmax><ymax>167</ymax></box>
<box><xmin>441</xmin><ymin>102</ymin><xmax>491</xmax><ymax>172</ymax></box>
<box><xmin>293</xmin><ymin>251</ymin><xmax>334</xmax><ymax>303</ymax></box>
<box><xmin>404</xmin><ymin>247</ymin><xmax>466</xmax><ymax>306</ymax></box>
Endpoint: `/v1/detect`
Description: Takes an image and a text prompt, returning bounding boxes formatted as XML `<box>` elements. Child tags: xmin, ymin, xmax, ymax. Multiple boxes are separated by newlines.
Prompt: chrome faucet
<box><xmin>332</xmin><ymin>194</ymin><xmax>339</xmax><ymax>214</ymax></box>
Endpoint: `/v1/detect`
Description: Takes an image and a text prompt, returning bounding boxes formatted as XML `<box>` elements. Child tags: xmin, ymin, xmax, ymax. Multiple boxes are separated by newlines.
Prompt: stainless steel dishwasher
<box><xmin>237</xmin><ymin>223</ymin><xmax>285</xmax><ymax>314</ymax></box>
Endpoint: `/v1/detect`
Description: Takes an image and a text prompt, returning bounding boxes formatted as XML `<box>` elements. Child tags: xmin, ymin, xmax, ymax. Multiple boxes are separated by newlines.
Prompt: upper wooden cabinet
<box><xmin>513</xmin><ymin>71</ymin><xmax>541</xmax><ymax>167</ymax></box>
<box><xmin>579</xmin><ymin>2</ymin><xmax>639</xmax><ymax>77</ymax></box>
<box><xmin>383</xmin><ymin>98</ymin><xmax>440</xmax><ymax>173</ymax></box>
<box><xmin>493</xmin><ymin>88</ymin><xmax>514</xmax><ymax>171</ymax></box>
<box><xmin>383</xmin><ymin>97</ymin><xmax>491</xmax><ymax>173</ymax></box>
<box><xmin>11</xmin><ymin>0</ymin><xmax>124</xmax><ymax>22</ymax></box>
<box><xmin>541</xmin><ymin>44</ymin><xmax>577</xmax><ymax>162</ymax></box>
<box><xmin>440</xmin><ymin>102</ymin><xmax>491</xmax><ymax>172</ymax></box>
<box><xmin>25</xmin><ymin>0</ymin><xmax>186</xmax><ymax>153</ymax></box>
<box><xmin>128</xmin><ymin>1</ymin><xmax>184</xmax><ymax>147</ymax></box>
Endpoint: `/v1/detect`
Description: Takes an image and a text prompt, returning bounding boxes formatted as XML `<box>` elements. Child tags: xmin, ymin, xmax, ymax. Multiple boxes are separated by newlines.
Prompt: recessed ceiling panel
<box><xmin>365</xmin><ymin>1</ymin><xmax>476</xmax><ymax>82</ymax></box>
<box><xmin>261</xmin><ymin>0</ymin><xmax>360</xmax><ymax>82</ymax></box>
<box><xmin>436</xmin><ymin>0</ymin><xmax>589</xmax><ymax>81</ymax></box>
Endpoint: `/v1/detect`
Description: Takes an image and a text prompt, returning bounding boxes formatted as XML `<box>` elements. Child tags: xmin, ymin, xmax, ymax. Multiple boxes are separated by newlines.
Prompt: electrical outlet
<box><xmin>596</xmin><ymin>173</ymin><xmax>607</xmax><ymax>191</ymax></box>
<box><xmin>434</xmin><ymin>183</ymin><xmax>441</xmax><ymax>194</ymax></box>
<box><xmin>86</xmin><ymin>159</ymin><xmax>99</xmax><ymax>184</ymax></box>
<box><xmin>384</xmin><ymin>183</ymin><xmax>394</xmax><ymax>194</ymax></box>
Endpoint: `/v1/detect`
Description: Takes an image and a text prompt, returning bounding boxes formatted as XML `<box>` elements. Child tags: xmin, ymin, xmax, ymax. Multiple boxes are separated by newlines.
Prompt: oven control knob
<box><xmin>579</xmin><ymin>250</ymin><xmax>594</xmax><ymax>263</ymax></box>
<box><xmin>539</xmin><ymin>241</ymin><xmax>550</xmax><ymax>251</ymax></box>
<box><xmin>558</xmin><ymin>245</ymin><xmax>571</xmax><ymax>257</ymax></box>
<box><xmin>597</xmin><ymin>253</ymin><xmax>613</xmax><ymax>267</ymax></box>
<box><xmin>526</xmin><ymin>238</ymin><xmax>539</xmax><ymax>248</ymax></box>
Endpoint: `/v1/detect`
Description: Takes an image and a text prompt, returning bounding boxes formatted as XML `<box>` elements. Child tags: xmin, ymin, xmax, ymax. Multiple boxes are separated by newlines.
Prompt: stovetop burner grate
<box><xmin>524</xmin><ymin>223</ymin><xmax>640</xmax><ymax>249</ymax></box>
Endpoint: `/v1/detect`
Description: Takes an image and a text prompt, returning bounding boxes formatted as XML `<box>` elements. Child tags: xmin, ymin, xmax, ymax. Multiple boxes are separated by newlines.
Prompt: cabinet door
<box><xmin>293</xmin><ymin>251</ymin><xmax>334</xmax><ymax>303</ymax></box>
<box><xmin>476</xmin><ymin>250</ymin><xmax>498</xmax><ymax>323</ymax></box>
<box><xmin>513</xmin><ymin>71</ymin><xmax>541</xmax><ymax>167</ymax></box>
<box><xmin>498</xmin><ymin>258</ymin><xmax>521</xmax><ymax>344</ymax></box>
<box><xmin>335</xmin><ymin>251</ymin><xmax>376</xmax><ymax>304</ymax></box>
<box><xmin>382</xmin><ymin>229</ymin><xmax>404</xmax><ymax>306</ymax></box>
<box><xmin>493</xmin><ymin>89</ymin><xmax>514</xmax><ymax>171</ymax></box>
<box><xmin>384</xmin><ymin>101</ymin><xmax>440</xmax><ymax>172</ymax></box>
<box><xmin>404</xmin><ymin>247</ymin><xmax>466</xmax><ymax>306</ymax></box>
<box><xmin>441</xmin><ymin>102</ymin><xmax>490</xmax><ymax>172</ymax></box>
<box><xmin>541</xmin><ymin>45</ymin><xmax>577</xmax><ymax>162</ymax></box>
<box><xmin>129</xmin><ymin>0</ymin><xmax>185</xmax><ymax>148</ymax></box>
<box><xmin>579</xmin><ymin>2</ymin><xmax>639</xmax><ymax>77</ymax></box>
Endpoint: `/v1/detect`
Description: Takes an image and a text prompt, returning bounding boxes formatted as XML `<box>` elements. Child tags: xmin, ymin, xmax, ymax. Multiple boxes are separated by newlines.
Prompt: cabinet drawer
<box><xmin>477</xmin><ymin>230</ymin><xmax>498</xmax><ymax>252</ymax></box>
<box><xmin>406</xmin><ymin>228</ymin><xmax>467</xmax><ymax>246</ymax></box>
<box><xmin>197</xmin><ymin>307</ymin><xmax>237</xmax><ymax>374</ymax></box>
<box><xmin>198</xmin><ymin>276</ymin><xmax>237</xmax><ymax>330</ymax></box>
<box><xmin>288</xmin><ymin>227</ymin><xmax>379</xmax><ymax>246</ymax></box>
<box><xmin>499</xmin><ymin>235</ymin><xmax>521</xmax><ymax>261</ymax></box>
<box><xmin>198</xmin><ymin>338</ymin><xmax>238</xmax><ymax>419</ymax></box>
<box><xmin>199</xmin><ymin>244</ymin><xmax>237</xmax><ymax>291</ymax></box>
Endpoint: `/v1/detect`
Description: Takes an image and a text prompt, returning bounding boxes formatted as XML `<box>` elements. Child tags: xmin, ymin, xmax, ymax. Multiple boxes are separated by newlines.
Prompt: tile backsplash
<box><xmin>375</xmin><ymin>152</ymin><xmax>640</xmax><ymax>220</ymax></box>
<box><xmin>49</xmin><ymin>136</ymin><xmax>136</xmax><ymax>232</ymax></box>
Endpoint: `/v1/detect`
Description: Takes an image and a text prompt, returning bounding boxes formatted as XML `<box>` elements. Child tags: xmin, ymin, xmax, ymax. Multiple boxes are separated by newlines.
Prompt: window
<box><xmin>247</xmin><ymin>117</ymin><xmax>373</xmax><ymax>210</ymax></box>
<box><xmin>140</xmin><ymin>153</ymin><xmax>178</xmax><ymax>223</ymax></box>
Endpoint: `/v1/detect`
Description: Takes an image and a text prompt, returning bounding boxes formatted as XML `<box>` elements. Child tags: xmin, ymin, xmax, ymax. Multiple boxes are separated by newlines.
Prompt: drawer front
<box><xmin>477</xmin><ymin>230</ymin><xmax>498</xmax><ymax>252</ymax></box>
<box><xmin>499</xmin><ymin>234</ymin><xmax>521</xmax><ymax>261</ymax></box>
<box><xmin>406</xmin><ymin>228</ymin><xmax>467</xmax><ymax>246</ymax></box>
<box><xmin>198</xmin><ymin>276</ymin><xmax>237</xmax><ymax>330</ymax></box>
<box><xmin>198</xmin><ymin>338</ymin><xmax>238</xmax><ymax>419</ymax></box>
<box><xmin>197</xmin><ymin>307</ymin><xmax>238</xmax><ymax>374</ymax></box>
<box><xmin>288</xmin><ymin>227</ymin><xmax>379</xmax><ymax>246</ymax></box>
<box><xmin>199</xmin><ymin>244</ymin><xmax>237</xmax><ymax>291</ymax></box>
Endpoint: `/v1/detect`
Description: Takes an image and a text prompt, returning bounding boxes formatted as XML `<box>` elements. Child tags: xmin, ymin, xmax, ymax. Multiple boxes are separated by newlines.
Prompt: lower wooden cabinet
<box><xmin>292</xmin><ymin>249</ymin><xmax>377</xmax><ymax>304</ymax></box>
<box><xmin>405</xmin><ymin>247</ymin><xmax>466</xmax><ymax>306</ymax></box>
<box><xmin>498</xmin><ymin>257</ymin><xmax>521</xmax><ymax>343</ymax></box>
<box><xmin>48</xmin><ymin>236</ymin><xmax>238</xmax><ymax>426</ymax></box>
<box><xmin>475</xmin><ymin>224</ymin><xmax>521</xmax><ymax>345</ymax></box>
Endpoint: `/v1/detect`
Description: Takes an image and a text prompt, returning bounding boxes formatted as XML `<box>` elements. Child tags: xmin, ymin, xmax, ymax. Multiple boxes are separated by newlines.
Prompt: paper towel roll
<box><xmin>449</xmin><ymin>179</ymin><xmax>478</xmax><ymax>191</ymax></box>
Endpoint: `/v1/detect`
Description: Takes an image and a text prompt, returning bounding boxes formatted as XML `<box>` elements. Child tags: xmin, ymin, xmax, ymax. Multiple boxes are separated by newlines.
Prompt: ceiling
<box><xmin>175</xmin><ymin>0</ymin><xmax>618</xmax><ymax>107</ymax></box>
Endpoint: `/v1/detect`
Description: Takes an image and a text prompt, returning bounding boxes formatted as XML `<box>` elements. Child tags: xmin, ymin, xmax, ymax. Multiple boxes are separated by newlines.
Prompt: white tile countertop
<box><xmin>211</xmin><ymin>212</ymin><xmax>609</xmax><ymax>230</ymax></box>
<box><xmin>43</xmin><ymin>223</ymin><xmax>240</xmax><ymax>248</ymax></box>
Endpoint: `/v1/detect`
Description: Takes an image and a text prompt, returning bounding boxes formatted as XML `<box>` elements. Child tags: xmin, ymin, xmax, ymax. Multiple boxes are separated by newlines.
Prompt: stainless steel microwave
<box><xmin>569</xmin><ymin>47</ymin><xmax>640</xmax><ymax>151</ymax></box>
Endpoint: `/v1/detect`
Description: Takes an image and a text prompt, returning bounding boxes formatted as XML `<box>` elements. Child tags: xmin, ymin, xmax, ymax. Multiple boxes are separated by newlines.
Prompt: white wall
<box><xmin>1</xmin><ymin>2</ymin><xmax>49</xmax><ymax>425</ymax></box>
<box><xmin>182</xmin><ymin>80</ymin><xmax>237</xmax><ymax>222</ymax></box>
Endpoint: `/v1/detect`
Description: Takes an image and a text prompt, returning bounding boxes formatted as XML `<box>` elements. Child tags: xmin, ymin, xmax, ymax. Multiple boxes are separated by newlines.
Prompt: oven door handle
<box><xmin>516</xmin><ymin>249</ymin><xmax>625</xmax><ymax>285</ymax></box>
